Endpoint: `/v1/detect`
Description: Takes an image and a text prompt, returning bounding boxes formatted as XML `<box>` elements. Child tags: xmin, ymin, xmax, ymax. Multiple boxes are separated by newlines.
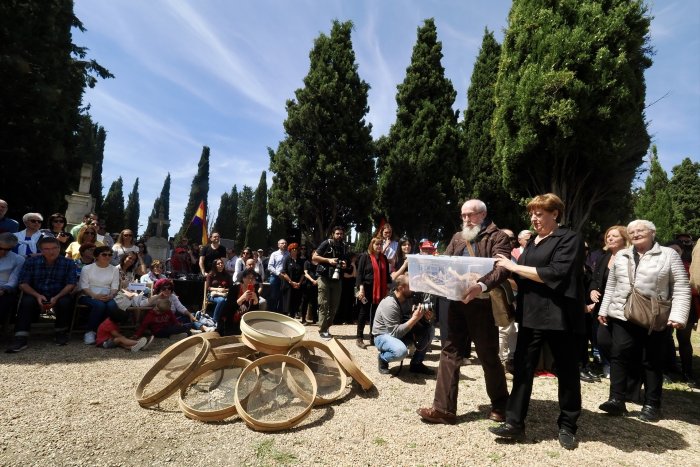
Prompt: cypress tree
<box><xmin>633</xmin><ymin>146</ymin><xmax>676</xmax><ymax>243</ymax></box>
<box><xmin>145</xmin><ymin>173</ymin><xmax>171</xmax><ymax>238</ymax></box>
<box><xmin>493</xmin><ymin>0</ymin><xmax>652</xmax><ymax>230</ymax></box>
<box><xmin>124</xmin><ymin>178</ymin><xmax>140</xmax><ymax>235</ymax></box>
<box><xmin>178</xmin><ymin>146</ymin><xmax>210</xmax><ymax>244</ymax></box>
<box><xmin>376</xmin><ymin>18</ymin><xmax>461</xmax><ymax>242</ymax></box>
<box><xmin>461</xmin><ymin>29</ymin><xmax>522</xmax><ymax>229</ymax></box>
<box><xmin>269</xmin><ymin>20</ymin><xmax>375</xmax><ymax>246</ymax></box>
<box><xmin>0</xmin><ymin>0</ymin><xmax>112</xmax><ymax>216</ymax></box>
<box><xmin>101</xmin><ymin>177</ymin><xmax>125</xmax><ymax>234</ymax></box>
<box><xmin>245</xmin><ymin>171</ymin><xmax>269</xmax><ymax>250</ymax></box>
<box><xmin>668</xmin><ymin>157</ymin><xmax>700</xmax><ymax>239</ymax></box>
<box><xmin>213</xmin><ymin>185</ymin><xmax>238</xmax><ymax>240</ymax></box>
<box><xmin>236</xmin><ymin>186</ymin><xmax>254</xmax><ymax>249</ymax></box>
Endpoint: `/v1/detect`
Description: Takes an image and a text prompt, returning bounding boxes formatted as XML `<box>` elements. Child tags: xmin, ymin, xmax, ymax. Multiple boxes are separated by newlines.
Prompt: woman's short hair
<box><xmin>627</xmin><ymin>219</ymin><xmax>656</xmax><ymax>233</ymax></box>
<box><xmin>153</xmin><ymin>278</ymin><xmax>174</xmax><ymax>293</ymax></box>
<box><xmin>22</xmin><ymin>212</ymin><xmax>43</xmax><ymax>223</ymax></box>
<box><xmin>151</xmin><ymin>259</ymin><xmax>162</xmax><ymax>270</ymax></box>
<box><xmin>526</xmin><ymin>193</ymin><xmax>565</xmax><ymax>222</ymax></box>
<box><xmin>93</xmin><ymin>245</ymin><xmax>112</xmax><ymax>257</ymax></box>
<box><xmin>0</xmin><ymin>232</ymin><xmax>19</xmax><ymax>247</ymax></box>
<box><xmin>288</xmin><ymin>242</ymin><xmax>299</xmax><ymax>251</ymax></box>
<box><xmin>79</xmin><ymin>242</ymin><xmax>96</xmax><ymax>254</ymax></box>
<box><xmin>603</xmin><ymin>225</ymin><xmax>630</xmax><ymax>250</ymax></box>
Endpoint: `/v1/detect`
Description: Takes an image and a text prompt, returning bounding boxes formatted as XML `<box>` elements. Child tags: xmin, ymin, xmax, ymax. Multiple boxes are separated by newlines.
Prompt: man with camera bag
<box><xmin>417</xmin><ymin>199</ymin><xmax>511</xmax><ymax>424</ymax></box>
<box><xmin>312</xmin><ymin>226</ymin><xmax>347</xmax><ymax>339</ymax></box>
<box><xmin>372</xmin><ymin>274</ymin><xmax>434</xmax><ymax>374</ymax></box>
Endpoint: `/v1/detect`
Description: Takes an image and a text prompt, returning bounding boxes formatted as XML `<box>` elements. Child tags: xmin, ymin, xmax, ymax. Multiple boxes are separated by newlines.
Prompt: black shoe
<box><xmin>639</xmin><ymin>405</ymin><xmax>661</xmax><ymax>423</ymax></box>
<box><xmin>55</xmin><ymin>332</ymin><xmax>69</xmax><ymax>346</ymax></box>
<box><xmin>580</xmin><ymin>370</ymin><xmax>597</xmax><ymax>383</ymax></box>
<box><xmin>599</xmin><ymin>398</ymin><xmax>628</xmax><ymax>416</ymax></box>
<box><xmin>378</xmin><ymin>355</ymin><xmax>390</xmax><ymax>374</ymax></box>
<box><xmin>682</xmin><ymin>373</ymin><xmax>698</xmax><ymax>388</ymax></box>
<box><xmin>488</xmin><ymin>422</ymin><xmax>525</xmax><ymax>441</ymax></box>
<box><xmin>409</xmin><ymin>363</ymin><xmax>435</xmax><ymax>375</ymax></box>
<box><xmin>558</xmin><ymin>429</ymin><xmax>578</xmax><ymax>450</ymax></box>
<box><xmin>6</xmin><ymin>336</ymin><xmax>28</xmax><ymax>353</ymax></box>
<box><xmin>355</xmin><ymin>338</ymin><xmax>367</xmax><ymax>349</ymax></box>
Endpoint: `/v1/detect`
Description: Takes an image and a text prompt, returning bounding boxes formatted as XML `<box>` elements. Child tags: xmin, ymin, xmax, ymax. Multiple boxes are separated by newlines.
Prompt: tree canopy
<box><xmin>376</xmin><ymin>18</ymin><xmax>461</xmax><ymax>242</ymax></box>
<box><xmin>236</xmin><ymin>186</ymin><xmax>254</xmax><ymax>249</ymax></box>
<box><xmin>668</xmin><ymin>157</ymin><xmax>700</xmax><ymax>240</ymax></box>
<box><xmin>101</xmin><ymin>177</ymin><xmax>124</xmax><ymax>233</ymax></box>
<box><xmin>269</xmin><ymin>20</ymin><xmax>375</xmax><ymax>246</ymax></box>
<box><xmin>145</xmin><ymin>173</ymin><xmax>171</xmax><ymax>238</ymax></box>
<box><xmin>213</xmin><ymin>185</ymin><xmax>238</xmax><ymax>241</ymax></box>
<box><xmin>493</xmin><ymin>0</ymin><xmax>652</xmax><ymax>230</ymax></box>
<box><xmin>0</xmin><ymin>0</ymin><xmax>112</xmax><ymax>217</ymax></box>
<box><xmin>245</xmin><ymin>171</ymin><xmax>269</xmax><ymax>250</ymax></box>
<box><xmin>124</xmin><ymin>178</ymin><xmax>140</xmax><ymax>235</ymax></box>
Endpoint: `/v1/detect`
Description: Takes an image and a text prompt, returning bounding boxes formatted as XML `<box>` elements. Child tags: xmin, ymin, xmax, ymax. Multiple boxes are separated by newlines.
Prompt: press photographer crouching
<box><xmin>372</xmin><ymin>274</ymin><xmax>434</xmax><ymax>375</ymax></box>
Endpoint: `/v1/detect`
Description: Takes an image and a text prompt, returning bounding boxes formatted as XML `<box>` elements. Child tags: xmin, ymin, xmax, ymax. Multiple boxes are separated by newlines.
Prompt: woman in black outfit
<box><xmin>280</xmin><ymin>243</ymin><xmax>305</xmax><ymax>319</ymax></box>
<box><xmin>588</xmin><ymin>225</ymin><xmax>629</xmax><ymax>378</ymax></box>
<box><xmin>355</xmin><ymin>237</ymin><xmax>391</xmax><ymax>349</ymax></box>
<box><xmin>217</xmin><ymin>269</ymin><xmax>260</xmax><ymax>336</ymax></box>
<box><xmin>489</xmin><ymin>193</ymin><xmax>586</xmax><ymax>450</ymax></box>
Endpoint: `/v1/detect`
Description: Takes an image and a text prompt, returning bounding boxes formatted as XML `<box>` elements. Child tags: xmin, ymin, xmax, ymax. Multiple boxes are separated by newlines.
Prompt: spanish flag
<box><xmin>192</xmin><ymin>200</ymin><xmax>208</xmax><ymax>245</ymax></box>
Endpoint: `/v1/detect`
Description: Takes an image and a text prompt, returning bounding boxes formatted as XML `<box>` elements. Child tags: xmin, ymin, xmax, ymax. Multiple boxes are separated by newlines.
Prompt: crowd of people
<box><xmin>1</xmin><ymin>195</ymin><xmax>698</xmax><ymax>450</ymax></box>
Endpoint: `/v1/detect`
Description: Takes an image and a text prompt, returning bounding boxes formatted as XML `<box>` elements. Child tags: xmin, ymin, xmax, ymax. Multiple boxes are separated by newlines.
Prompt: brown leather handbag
<box><xmin>623</xmin><ymin>259</ymin><xmax>671</xmax><ymax>334</ymax></box>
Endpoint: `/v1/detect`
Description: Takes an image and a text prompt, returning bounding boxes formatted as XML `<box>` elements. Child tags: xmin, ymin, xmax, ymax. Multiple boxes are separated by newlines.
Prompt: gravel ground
<box><xmin>1</xmin><ymin>323</ymin><xmax>699</xmax><ymax>467</ymax></box>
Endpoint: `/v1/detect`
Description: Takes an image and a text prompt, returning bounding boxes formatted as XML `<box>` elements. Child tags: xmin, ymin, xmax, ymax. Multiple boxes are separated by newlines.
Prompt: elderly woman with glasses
<box><xmin>78</xmin><ymin>246</ymin><xmax>121</xmax><ymax>345</ymax></box>
<box><xmin>13</xmin><ymin>213</ymin><xmax>45</xmax><ymax>257</ymax></box>
<box><xmin>597</xmin><ymin>219</ymin><xmax>690</xmax><ymax>422</ymax></box>
<box><xmin>65</xmin><ymin>225</ymin><xmax>103</xmax><ymax>259</ymax></box>
<box><xmin>44</xmin><ymin>213</ymin><xmax>74</xmax><ymax>255</ymax></box>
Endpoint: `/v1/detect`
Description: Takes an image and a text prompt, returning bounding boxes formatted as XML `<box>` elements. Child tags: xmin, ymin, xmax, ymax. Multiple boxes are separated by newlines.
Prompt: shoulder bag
<box><xmin>623</xmin><ymin>258</ymin><xmax>672</xmax><ymax>334</ymax></box>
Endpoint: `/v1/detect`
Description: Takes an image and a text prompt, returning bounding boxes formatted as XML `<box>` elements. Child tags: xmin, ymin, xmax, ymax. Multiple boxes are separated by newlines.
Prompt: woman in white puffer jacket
<box><xmin>597</xmin><ymin>220</ymin><xmax>690</xmax><ymax>422</ymax></box>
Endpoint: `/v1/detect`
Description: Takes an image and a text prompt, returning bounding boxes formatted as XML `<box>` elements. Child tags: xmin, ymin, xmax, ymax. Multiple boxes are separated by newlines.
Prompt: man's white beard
<box><xmin>461</xmin><ymin>225</ymin><xmax>480</xmax><ymax>242</ymax></box>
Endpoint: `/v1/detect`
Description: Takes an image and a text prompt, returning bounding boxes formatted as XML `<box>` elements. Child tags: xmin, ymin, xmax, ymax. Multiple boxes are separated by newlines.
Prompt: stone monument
<box><xmin>65</xmin><ymin>163</ymin><xmax>95</xmax><ymax>231</ymax></box>
<box><xmin>145</xmin><ymin>207</ymin><xmax>171</xmax><ymax>263</ymax></box>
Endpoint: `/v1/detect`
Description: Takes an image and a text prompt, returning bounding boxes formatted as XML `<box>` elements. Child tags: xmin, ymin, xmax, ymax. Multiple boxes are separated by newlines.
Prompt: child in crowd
<box><xmin>95</xmin><ymin>316</ymin><xmax>153</xmax><ymax>352</ymax></box>
<box><xmin>136</xmin><ymin>299</ymin><xmax>194</xmax><ymax>339</ymax></box>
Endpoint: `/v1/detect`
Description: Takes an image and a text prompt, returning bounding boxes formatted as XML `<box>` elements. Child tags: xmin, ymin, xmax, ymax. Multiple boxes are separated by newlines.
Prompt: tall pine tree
<box><xmin>145</xmin><ymin>173</ymin><xmax>171</xmax><ymax>238</ymax></box>
<box><xmin>269</xmin><ymin>20</ymin><xmax>375</xmax><ymax>245</ymax></box>
<box><xmin>633</xmin><ymin>146</ymin><xmax>676</xmax><ymax>243</ymax></box>
<box><xmin>245</xmin><ymin>172</ymin><xmax>269</xmax><ymax>250</ymax></box>
<box><xmin>461</xmin><ymin>29</ymin><xmax>522</xmax><ymax>230</ymax></box>
<box><xmin>493</xmin><ymin>0</ymin><xmax>652</xmax><ymax>230</ymax></box>
<box><xmin>236</xmin><ymin>186</ymin><xmax>254</xmax><ymax>249</ymax></box>
<box><xmin>178</xmin><ymin>146</ymin><xmax>210</xmax><ymax>244</ymax></box>
<box><xmin>124</xmin><ymin>178</ymin><xmax>140</xmax><ymax>235</ymax></box>
<box><xmin>376</xmin><ymin>18</ymin><xmax>461</xmax><ymax>242</ymax></box>
<box><xmin>101</xmin><ymin>177</ymin><xmax>125</xmax><ymax>233</ymax></box>
<box><xmin>213</xmin><ymin>185</ymin><xmax>238</xmax><ymax>240</ymax></box>
<box><xmin>668</xmin><ymin>157</ymin><xmax>700</xmax><ymax>239</ymax></box>
<box><xmin>0</xmin><ymin>0</ymin><xmax>112</xmax><ymax>216</ymax></box>
<box><xmin>74</xmin><ymin>113</ymin><xmax>106</xmax><ymax>211</ymax></box>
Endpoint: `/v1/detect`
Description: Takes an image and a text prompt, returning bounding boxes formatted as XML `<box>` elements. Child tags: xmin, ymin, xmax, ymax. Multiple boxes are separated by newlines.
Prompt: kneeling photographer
<box><xmin>372</xmin><ymin>274</ymin><xmax>434</xmax><ymax>375</ymax></box>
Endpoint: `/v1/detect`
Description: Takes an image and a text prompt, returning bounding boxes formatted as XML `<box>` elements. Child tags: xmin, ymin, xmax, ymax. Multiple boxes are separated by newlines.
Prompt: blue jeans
<box><xmin>78</xmin><ymin>296</ymin><xmax>120</xmax><ymax>331</ymax></box>
<box><xmin>375</xmin><ymin>327</ymin><xmax>432</xmax><ymax>366</ymax></box>
<box><xmin>209</xmin><ymin>296</ymin><xmax>226</xmax><ymax>323</ymax></box>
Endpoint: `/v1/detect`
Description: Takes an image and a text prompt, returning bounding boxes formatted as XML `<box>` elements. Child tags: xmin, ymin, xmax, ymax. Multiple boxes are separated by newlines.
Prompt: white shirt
<box><xmin>79</xmin><ymin>263</ymin><xmax>120</xmax><ymax>295</ymax></box>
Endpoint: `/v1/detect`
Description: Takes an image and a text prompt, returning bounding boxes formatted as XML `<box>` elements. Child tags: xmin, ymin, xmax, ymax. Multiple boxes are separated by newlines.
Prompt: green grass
<box><xmin>254</xmin><ymin>439</ymin><xmax>298</xmax><ymax>466</ymax></box>
<box><xmin>373</xmin><ymin>437</ymin><xmax>387</xmax><ymax>446</ymax></box>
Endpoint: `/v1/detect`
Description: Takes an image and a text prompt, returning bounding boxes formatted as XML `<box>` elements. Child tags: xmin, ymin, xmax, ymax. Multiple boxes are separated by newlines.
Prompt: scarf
<box><xmin>370</xmin><ymin>254</ymin><xmax>387</xmax><ymax>304</ymax></box>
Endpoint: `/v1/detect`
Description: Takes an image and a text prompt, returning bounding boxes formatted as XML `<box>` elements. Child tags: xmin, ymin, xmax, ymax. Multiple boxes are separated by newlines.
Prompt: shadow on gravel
<box><xmin>488</xmin><ymin>398</ymin><xmax>694</xmax><ymax>453</ymax></box>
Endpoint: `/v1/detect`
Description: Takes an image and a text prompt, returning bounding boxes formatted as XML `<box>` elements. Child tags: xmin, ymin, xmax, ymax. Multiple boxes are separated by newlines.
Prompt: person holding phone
<box><xmin>217</xmin><ymin>269</ymin><xmax>260</xmax><ymax>336</ymax></box>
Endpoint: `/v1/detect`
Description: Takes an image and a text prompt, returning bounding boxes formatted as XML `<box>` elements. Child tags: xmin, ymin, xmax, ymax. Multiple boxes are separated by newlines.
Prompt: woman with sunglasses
<box><xmin>78</xmin><ymin>246</ymin><xmax>120</xmax><ymax>345</ymax></box>
<box><xmin>112</xmin><ymin>229</ymin><xmax>139</xmax><ymax>265</ymax></box>
<box><xmin>13</xmin><ymin>213</ymin><xmax>45</xmax><ymax>257</ymax></box>
<box><xmin>65</xmin><ymin>225</ymin><xmax>103</xmax><ymax>259</ymax></box>
<box><xmin>44</xmin><ymin>213</ymin><xmax>74</xmax><ymax>255</ymax></box>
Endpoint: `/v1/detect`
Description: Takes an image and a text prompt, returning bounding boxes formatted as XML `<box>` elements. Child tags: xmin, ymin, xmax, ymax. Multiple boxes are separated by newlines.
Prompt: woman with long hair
<box><xmin>206</xmin><ymin>258</ymin><xmax>233</xmax><ymax>324</ymax></box>
<box><xmin>112</xmin><ymin>229</ymin><xmax>139</xmax><ymax>265</ymax></box>
<box><xmin>355</xmin><ymin>237</ymin><xmax>391</xmax><ymax>348</ymax></box>
<box><xmin>391</xmin><ymin>237</ymin><xmax>413</xmax><ymax>281</ymax></box>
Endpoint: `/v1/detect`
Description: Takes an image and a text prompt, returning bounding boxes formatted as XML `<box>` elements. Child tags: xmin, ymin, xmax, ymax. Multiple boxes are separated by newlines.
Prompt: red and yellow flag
<box><xmin>191</xmin><ymin>200</ymin><xmax>208</xmax><ymax>245</ymax></box>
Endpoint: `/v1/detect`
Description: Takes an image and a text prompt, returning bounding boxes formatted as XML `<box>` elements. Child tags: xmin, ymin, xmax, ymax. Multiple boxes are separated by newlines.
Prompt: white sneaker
<box><xmin>83</xmin><ymin>331</ymin><xmax>96</xmax><ymax>345</ymax></box>
<box><xmin>142</xmin><ymin>335</ymin><xmax>155</xmax><ymax>350</ymax></box>
<box><xmin>131</xmin><ymin>337</ymin><xmax>148</xmax><ymax>352</ymax></box>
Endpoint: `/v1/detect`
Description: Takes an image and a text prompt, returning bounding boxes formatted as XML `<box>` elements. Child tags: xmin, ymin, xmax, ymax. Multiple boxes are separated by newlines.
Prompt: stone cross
<box><xmin>149</xmin><ymin>207</ymin><xmax>170</xmax><ymax>238</ymax></box>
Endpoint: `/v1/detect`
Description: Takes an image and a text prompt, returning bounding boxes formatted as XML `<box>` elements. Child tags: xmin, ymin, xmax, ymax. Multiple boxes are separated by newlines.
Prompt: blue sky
<box><xmin>74</xmin><ymin>0</ymin><xmax>700</xmax><ymax>236</ymax></box>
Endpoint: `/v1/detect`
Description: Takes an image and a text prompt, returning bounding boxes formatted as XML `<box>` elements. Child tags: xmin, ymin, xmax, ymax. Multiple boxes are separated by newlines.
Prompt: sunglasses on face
<box><xmin>161</xmin><ymin>286</ymin><xmax>173</xmax><ymax>291</ymax></box>
<box><xmin>28</xmin><ymin>219</ymin><xmax>41</xmax><ymax>223</ymax></box>
<box><xmin>0</xmin><ymin>247</ymin><xmax>12</xmax><ymax>252</ymax></box>
<box><xmin>52</xmin><ymin>219</ymin><xmax>66</xmax><ymax>224</ymax></box>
